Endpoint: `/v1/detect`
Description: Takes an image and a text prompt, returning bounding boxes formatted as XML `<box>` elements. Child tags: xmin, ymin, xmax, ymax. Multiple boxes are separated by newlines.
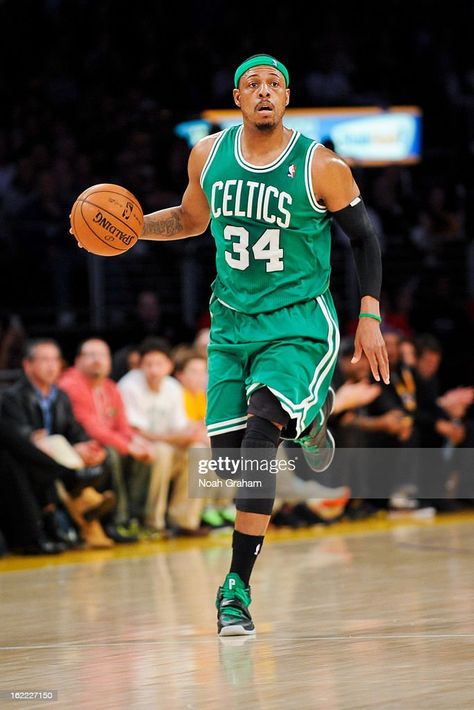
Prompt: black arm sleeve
<box><xmin>331</xmin><ymin>197</ymin><xmax>382</xmax><ymax>300</ymax></box>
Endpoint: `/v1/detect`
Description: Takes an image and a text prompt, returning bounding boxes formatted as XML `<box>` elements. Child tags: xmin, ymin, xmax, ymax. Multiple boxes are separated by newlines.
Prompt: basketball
<box><xmin>69</xmin><ymin>183</ymin><xmax>143</xmax><ymax>257</ymax></box>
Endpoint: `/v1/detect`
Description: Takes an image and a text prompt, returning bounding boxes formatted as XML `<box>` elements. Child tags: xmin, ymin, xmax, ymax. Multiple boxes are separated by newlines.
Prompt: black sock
<box><xmin>229</xmin><ymin>529</ymin><xmax>264</xmax><ymax>586</ymax></box>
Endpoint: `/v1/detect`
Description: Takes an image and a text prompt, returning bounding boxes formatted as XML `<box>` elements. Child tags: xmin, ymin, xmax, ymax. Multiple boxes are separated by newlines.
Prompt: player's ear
<box><xmin>285</xmin><ymin>88</ymin><xmax>290</xmax><ymax>107</ymax></box>
<box><xmin>233</xmin><ymin>88</ymin><xmax>241</xmax><ymax>108</ymax></box>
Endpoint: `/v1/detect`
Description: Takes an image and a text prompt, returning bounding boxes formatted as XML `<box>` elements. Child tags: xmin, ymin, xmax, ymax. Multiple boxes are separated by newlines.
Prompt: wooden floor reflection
<box><xmin>1</xmin><ymin>517</ymin><xmax>474</xmax><ymax>709</ymax></box>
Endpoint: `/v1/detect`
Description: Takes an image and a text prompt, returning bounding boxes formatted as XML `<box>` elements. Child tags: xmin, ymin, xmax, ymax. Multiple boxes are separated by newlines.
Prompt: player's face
<box><xmin>24</xmin><ymin>343</ymin><xmax>62</xmax><ymax>387</ymax></box>
<box><xmin>233</xmin><ymin>66</ymin><xmax>289</xmax><ymax>130</ymax></box>
<box><xmin>77</xmin><ymin>340</ymin><xmax>112</xmax><ymax>380</ymax></box>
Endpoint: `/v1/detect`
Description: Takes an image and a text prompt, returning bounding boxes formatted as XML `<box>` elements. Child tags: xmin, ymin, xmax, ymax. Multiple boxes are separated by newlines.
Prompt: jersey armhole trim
<box><xmin>305</xmin><ymin>142</ymin><xmax>328</xmax><ymax>213</ymax></box>
<box><xmin>199</xmin><ymin>129</ymin><xmax>228</xmax><ymax>188</ymax></box>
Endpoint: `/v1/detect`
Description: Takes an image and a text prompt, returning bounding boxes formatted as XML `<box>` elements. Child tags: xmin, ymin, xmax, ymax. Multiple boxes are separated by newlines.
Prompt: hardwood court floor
<box><xmin>1</xmin><ymin>512</ymin><xmax>474</xmax><ymax>710</ymax></box>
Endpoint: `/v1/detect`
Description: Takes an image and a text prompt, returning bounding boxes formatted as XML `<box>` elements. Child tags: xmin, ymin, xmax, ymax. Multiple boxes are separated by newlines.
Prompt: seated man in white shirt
<box><xmin>118</xmin><ymin>337</ymin><xmax>206</xmax><ymax>535</ymax></box>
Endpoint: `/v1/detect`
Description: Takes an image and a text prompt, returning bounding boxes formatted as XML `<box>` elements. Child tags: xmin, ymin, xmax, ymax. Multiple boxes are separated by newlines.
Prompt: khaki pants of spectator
<box><xmin>145</xmin><ymin>443</ymin><xmax>203</xmax><ymax>531</ymax></box>
<box><xmin>105</xmin><ymin>447</ymin><xmax>130</xmax><ymax>525</ymax></box>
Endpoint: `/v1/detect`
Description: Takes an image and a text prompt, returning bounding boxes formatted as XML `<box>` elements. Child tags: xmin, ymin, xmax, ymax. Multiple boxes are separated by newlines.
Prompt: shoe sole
<box><xmin>219</xmin><ymin>625</ymin><xmax>256</xmax><ymax>637</ymax></box>
<box><xmin>301</xmin><ymin>387</ymin><xmax>336</xmax><ymax>473</ymax></box>
<box><xmin>315</xmin><ymin>428</ymin><xmax>335</xmax><ymax>473</ymax></box>
<box><xmin>302</xmin><ymin>423</ymin><xmax>336</xmax><ymax>473</ymax></box>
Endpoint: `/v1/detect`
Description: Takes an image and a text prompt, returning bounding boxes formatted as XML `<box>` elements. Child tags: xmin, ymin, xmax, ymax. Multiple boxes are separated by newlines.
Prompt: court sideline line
<box><xmin>1</xmin><ymin>510</ymin><xmax>474</xmax><ymax>574</ymax></box>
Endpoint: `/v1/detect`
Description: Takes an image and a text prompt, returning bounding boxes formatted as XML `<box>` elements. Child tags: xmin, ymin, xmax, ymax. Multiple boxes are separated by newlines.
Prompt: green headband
<box><xmin>234</xmin><ymin>55</ymin><xmax>289</xmax><ymax>89</ymax></box>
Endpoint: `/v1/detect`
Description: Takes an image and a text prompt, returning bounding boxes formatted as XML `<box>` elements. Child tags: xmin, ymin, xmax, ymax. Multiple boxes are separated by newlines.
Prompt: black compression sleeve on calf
<box><xmin>331</xmin><ymin>197</ymin><xmax>382</xmax><ymax>300</ymax></box>
<box><xmin>210</xmin><ymin>428</ymin><xmax>246</xmax><ymax>482</ymax></box>
<box><xmin>242</xmin><ymin>415</ymin><xmax>281</xmax><ymax>449</ymax></box>
<box><xmin>235</xmin><ymin>415</ymin><xmax>279</xmax><ymax>516</ymax></box>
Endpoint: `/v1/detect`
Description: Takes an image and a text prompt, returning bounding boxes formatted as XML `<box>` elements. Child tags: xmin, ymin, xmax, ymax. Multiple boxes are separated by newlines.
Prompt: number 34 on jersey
<box><xmin>224</xmin><ymin>226</ymin><xmax>284</xmax><ymax>272</ymax></box>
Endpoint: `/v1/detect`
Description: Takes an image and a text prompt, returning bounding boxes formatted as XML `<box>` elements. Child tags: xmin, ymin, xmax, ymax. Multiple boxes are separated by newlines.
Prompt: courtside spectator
<box><xmin>175</xmin><ymin>352</ymin><xmax>235</xmax><ymax>528</ymax></box>
<box><xmin>0</xmin><ymin>415</ymin><xmax>109</xmax><ymax>554</ymax></box>
<box><xmin>413</xmin><ymin>333</ymin><xmax>473</xmax><ymax>447</ymax></box>
<box><xmin>1</xmin><ymin>339</ymin><xmax>115</xmax><ymax>548</ymax></box>
<box><xmin>59</xmin><ymin>338</ymin><xmax>154</xmax><ymax>539</ymax></box>
<box><xmin>192</xmin><ymin>328</ymin><xmax>210</xmax><ymax>360</ymax></box>
<box><xmin>118</xmin><ymin>337</ymin><xmax>206</xmax><ymax>536</ymax></box>
<box><xmin>174</xmin><ymin>353</ymin><xmax>207</xmax><ymax>426</ymax></box>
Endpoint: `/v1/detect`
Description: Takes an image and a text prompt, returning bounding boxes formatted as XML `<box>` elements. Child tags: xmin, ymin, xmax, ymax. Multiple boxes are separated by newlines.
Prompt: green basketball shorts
<box><xmin>206</xmin><ymin>290</ymin><xmax>340</xmax><ymax>440</ymax></box>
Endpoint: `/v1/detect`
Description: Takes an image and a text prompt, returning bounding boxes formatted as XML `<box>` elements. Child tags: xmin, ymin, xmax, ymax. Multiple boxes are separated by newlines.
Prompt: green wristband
<box><xmin>359</xmin><ymin>312</ymin><xmax>382</xmax><ymax>323</ymax></box>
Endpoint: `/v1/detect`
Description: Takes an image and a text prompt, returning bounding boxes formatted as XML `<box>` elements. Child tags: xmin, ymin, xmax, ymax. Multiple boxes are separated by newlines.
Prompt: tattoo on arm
<box><xmin>143</xmin><ymin>210</ymin><xmax>183</xmax><ymax>238</ymax></box>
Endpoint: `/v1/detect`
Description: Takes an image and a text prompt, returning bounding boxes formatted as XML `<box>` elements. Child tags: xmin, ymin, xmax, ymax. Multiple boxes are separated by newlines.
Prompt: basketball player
<box><xmin>139</xmin><ymin>55</ymin><xmax>389</xmax><ymax>636</ymax></box>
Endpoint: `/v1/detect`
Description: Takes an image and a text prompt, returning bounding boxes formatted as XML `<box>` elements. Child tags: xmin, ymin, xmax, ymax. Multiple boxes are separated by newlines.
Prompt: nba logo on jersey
<box><xmin>287</xmin><ymin>164</ymin><xmax>296</xmax><ymax>178</ymax></box>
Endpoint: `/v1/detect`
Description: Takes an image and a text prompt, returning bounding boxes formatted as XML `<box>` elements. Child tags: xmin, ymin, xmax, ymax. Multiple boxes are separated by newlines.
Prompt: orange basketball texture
<box><xmin>70</xmin><ymin>184</ymin><xmax>143</xmax><ymax>256</ymax></box>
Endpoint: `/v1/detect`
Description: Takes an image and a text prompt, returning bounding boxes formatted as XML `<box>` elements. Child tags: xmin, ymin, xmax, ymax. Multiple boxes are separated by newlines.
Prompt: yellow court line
<box><xmin>1</xmin><ymin>510</ymin><xmax>474</xmax><ymax>574</ymax></box>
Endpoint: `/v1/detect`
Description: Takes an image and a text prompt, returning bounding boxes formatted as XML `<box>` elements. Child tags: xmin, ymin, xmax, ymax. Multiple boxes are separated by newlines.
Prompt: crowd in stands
<box><xmin>0</xmin><ymin>1</ymin><xmax>473</xmax><ymax>345</ymax></box>
<box><xmin>1</xmin><ymin>1</ymin><xmax>473</xmax><ymax>556</ymax></box>
<box><xmin>0</xmin><ymin>331</ymin><xmax>223</xmax><ymax>555</ymax></box>
<box><xmin>1</xmin><ymin>324</ymin><xmax>473</xmax><ymax>557</ymax></box>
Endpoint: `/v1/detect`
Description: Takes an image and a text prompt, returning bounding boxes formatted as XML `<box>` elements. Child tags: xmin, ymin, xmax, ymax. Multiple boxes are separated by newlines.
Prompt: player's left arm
<box><xmin>312</xmin><ymin>147</ymin><xmax>390</xmax><ymax>385</ymax></box>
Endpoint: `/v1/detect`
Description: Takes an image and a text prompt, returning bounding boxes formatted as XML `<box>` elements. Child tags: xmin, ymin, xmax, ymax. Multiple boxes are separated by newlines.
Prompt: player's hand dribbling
<box><xmin>352</xmin><ymin>318</ymin><xmax>390</xmax><ymax>385</ymax></box>
<box><xmin>69</xmin><ymin>224</ymin><xmax>84</xmax><ymax>249</ymax></box>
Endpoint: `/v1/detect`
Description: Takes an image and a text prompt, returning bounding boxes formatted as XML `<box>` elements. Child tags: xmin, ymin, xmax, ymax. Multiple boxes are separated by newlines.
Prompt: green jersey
<box><xmin>201</xmin><ymin>124</ymin><xmax>333</xmax><ymax>315</ymax></box>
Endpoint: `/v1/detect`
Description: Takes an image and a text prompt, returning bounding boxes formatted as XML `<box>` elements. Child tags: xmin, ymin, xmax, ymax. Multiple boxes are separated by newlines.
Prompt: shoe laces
<box><xmin>218</xmin><ymin>579</ymin><xmax>251</xmax><ymax>618</ymax></box>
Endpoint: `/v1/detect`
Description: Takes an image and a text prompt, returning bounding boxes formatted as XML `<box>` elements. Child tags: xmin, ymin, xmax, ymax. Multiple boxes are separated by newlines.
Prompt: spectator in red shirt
<box><xmin>59</xmin><ymin>338</ymin><xmax>155</xmax><ymax>535</ymax></box>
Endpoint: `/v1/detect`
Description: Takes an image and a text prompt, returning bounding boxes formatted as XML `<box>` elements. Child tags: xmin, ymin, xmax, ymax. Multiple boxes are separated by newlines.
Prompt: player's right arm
<box><xmin>140</xmin><ymin>135</ymin><xmax>216</xmax><ymax>241</ymax></box>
